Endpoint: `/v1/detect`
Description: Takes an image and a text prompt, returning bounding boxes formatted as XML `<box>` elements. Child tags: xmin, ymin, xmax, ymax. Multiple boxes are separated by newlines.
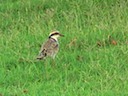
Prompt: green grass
<box><xmin>0</xmin><ymin>0</ymin><xmax>128</xmax><ymax>95</ymax></box>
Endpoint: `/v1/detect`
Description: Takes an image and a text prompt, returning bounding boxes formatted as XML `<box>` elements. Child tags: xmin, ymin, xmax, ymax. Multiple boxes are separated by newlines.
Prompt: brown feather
<box><xmin>37</xmin><ymin>38</ymin><xmax>59</xmax><ymax>60</ymax></box>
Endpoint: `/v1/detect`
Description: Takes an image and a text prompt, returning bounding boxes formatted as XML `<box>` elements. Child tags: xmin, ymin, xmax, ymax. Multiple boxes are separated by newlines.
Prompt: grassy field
<box><xmin>0</xmin><ymin>0</ymin><xmax>128</xmax><ymax>95</ymax></box>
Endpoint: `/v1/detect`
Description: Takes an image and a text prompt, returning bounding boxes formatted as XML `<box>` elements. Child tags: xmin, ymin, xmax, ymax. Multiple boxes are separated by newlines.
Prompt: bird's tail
<box><xmin>36</xmin><ymin>55</ymin><xmax>44</xmax><ymax>60</ymax></box>
<box><xmin>36</xmin><ymin>49</ymin><xmax>47</xmax><ymax>60</ymax></box>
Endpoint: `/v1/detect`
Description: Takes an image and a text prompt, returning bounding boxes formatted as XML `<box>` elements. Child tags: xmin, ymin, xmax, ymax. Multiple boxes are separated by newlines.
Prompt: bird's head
<box><xmin>49</xmin><ymin>31</ymin><xmax>64</xmax><ymax>40</ymax></box>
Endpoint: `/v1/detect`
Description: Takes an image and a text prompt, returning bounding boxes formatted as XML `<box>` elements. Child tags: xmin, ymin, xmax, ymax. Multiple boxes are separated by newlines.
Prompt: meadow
<box><xmin>0</xmin><ymin>0</ymin><xmax>128</xmax><ymax>95</ymax></box>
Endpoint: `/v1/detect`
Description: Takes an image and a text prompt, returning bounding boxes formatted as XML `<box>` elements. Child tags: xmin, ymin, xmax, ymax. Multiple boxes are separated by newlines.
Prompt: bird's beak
<box><xmin>59</xmin><ymin>33</ymin><xmax>64</xmax><ymax>37</ymax></box>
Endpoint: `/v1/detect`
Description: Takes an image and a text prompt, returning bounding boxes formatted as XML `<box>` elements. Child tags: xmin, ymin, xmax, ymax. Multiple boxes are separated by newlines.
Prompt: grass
<box><xmin>0</xmin><ymin>0</ymin><xmax>128</xmax><ymax>95</ymax></box>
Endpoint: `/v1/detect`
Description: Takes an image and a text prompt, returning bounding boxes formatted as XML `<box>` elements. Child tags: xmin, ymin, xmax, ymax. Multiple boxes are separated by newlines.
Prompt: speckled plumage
<box><xmin>37</xmin><ymin>31</ymin><xmax>63</xmax><ymax>60</ymax></box>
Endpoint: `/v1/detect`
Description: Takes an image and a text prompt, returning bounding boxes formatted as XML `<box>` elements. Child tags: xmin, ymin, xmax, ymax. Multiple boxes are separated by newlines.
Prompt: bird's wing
<box><xmin>43</xmin><ymin>38</ymin><xmax>58</xmax><ymax>54</ymax></box>
<box><xmin>37</xmin><ymin>39</ymin><xmax>58</xmax><ymax>60</ymax></box>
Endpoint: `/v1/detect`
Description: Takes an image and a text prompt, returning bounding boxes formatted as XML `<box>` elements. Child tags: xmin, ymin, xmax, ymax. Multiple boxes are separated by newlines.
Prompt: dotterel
<box><xmin>37</xmin><ymin>31</ymin><xmax>64</xmax><ymax>60</ymax></box>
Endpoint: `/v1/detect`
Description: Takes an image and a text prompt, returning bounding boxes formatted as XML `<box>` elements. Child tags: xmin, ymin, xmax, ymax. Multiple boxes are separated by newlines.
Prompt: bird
<box><xmin>37</xmin><ymin>31</ymin><xmax>64</xmax><ymax>60</ymax></box>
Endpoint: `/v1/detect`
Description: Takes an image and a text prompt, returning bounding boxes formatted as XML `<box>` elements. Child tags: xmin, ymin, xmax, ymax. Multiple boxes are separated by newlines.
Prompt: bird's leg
<box><xmin>51</xmin><ymin>57</ymin><xmax>56</xmax><ymax>67</ymax></box>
